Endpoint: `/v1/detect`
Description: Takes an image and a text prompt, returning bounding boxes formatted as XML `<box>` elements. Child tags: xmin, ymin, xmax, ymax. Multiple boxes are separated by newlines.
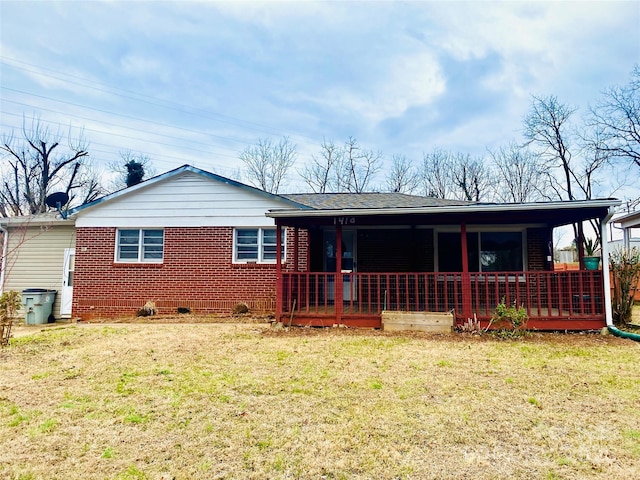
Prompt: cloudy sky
<box><xmin>1</xmin><ymin>0</ymin><xmax>638</xmax><ymax>196</ymax></box>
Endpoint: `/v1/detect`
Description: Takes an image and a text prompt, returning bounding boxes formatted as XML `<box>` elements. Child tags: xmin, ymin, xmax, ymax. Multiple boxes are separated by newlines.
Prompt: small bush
<box><xmin>231</xmin><ymin>303</ymin><xmax>249</xmax><ymax>315</ymax></box>
<box><xmin>610</xmin><ymin>246</ymin><xmax>640</xmax><ymax>325</ymax></box>
<box><xmin>1</xmin><ymin>290</ymin><xmax>21</xmax><ymax>347</ymax></box>
<box><xmin>488</xmin><ymin>297</ymin><xmax>528</xmax><ymax>338</ymax></box>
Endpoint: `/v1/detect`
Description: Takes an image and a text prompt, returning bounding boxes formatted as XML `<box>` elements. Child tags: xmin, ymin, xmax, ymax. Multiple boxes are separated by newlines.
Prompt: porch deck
<box><xmin>280</xmin><ymin>271</ymin><xmax>605</xmax><ymax>330</ymax></box>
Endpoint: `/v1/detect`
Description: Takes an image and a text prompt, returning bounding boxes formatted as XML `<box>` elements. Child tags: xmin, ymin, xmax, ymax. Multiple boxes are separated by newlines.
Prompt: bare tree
<box><xmin>419</xmin><ymin>149</ymin><xmax>453</xmax><ymax>198</ymax></box>
<box><xmin>384</xmin><ymin>154</ymin><xmax>419</xmax><ymax>193</ymax></box>
<box><xmin>489</xmin><ymin>142</ymin><xmax>547</xmax><ymax>202</ymax></box>
<box><xmin>419</xmin><ymin>149</ymin><xmax>492</xmax><ymax>201</ymax></box>
<box><xmin>523</xmin><ymin>94</ymin><xmax>616</xmax><ymax>252</ymax></box>
<box><xmin>0</xmin><ymin>117</ymin><xmax>101</xmax><ymax>216</ymax></box>
<box><xmin>523</xmin><ymin>95</ymin><xmax>579</xmax><ymax>201</ymax></box>
<box><xmin>299</xmin><ymin>138</ymin><xmax>343</xmax><ymax>193</ymax></box>
<box><xmin>108</xmin><ymin>151</ymin><xmax>156</xmax><ymax>191</ymax></box>
<box><xmin>450</xmin><ymin>153</ymin><xmax>492</xmax><ymax>202</ymax></box>
<box><xmin>299</xmin><ymin>137</ymin><xmax>382</xmax><ymax>193</ymax></box>
<box><xmin>589</xmin><ymin>66</ymin><xmax>640</xmax><ymax>168</ymax></box>
<box><xmin>342</xmin><ymin>137</ymin><xmax>382</xmax><ymax>193</ymax></box>
<box><xmin>239</xmin><ymin>137</ymin><xmax>296</xmax><ymax>193</ymax></box>
<box><xmin>75</xmin><ymin>163</ymin><xmax>104</xmax><ymax>204</ymax></box>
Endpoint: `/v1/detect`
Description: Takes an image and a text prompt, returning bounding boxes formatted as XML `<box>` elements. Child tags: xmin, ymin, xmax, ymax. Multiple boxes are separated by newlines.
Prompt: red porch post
<box><xmin>275</xmin><ymin>221</ymin><xmax>283</xmax><ymax>322</ymax></box>
<box><xmin>335</xmin><ymin>223</ymin><xmax>343</xmax><ymax>324</ymax></box>
<box><xmin>460</xmin><ymin>223</ymin><xmax>472</xmax><ymax>320</ymax></box>
<box><xmin>293</xmin><ymin>227</ymin><xmax>299</xmax><ymax>272</ymax></box>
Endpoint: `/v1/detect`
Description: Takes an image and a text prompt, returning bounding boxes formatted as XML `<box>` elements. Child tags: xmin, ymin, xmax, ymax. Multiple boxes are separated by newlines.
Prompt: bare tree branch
<box><xmin>489</xmin><ymin>143</ymin><xmax>547</xmax><ymax>202</ymax></box>
<box><xmin>240</xmin><ymin>137</ymin><xmax>296</xmax><ymax>193</ymax></box>
<box><xmin>523</xmin><ymin>95</ymin><xmax>578</xmax><ymax>200</ymax></box>
<box><xmin>0</xmin><ymin>117</ymin><xmax>97</xmax><ymax>216</ymax></box>
<box><xmin>384</xmin><ymin>154</ymin><xmax>419</xmax><ymax>193</ymax></box>
<box><xmin>588</xmin><ymin>65</ymin><xmax>640</xmax><ymax>168</ymax></box>
<box><xmin>343</xmin><ymin>137</ymin><xmax>382</xmax><ymax>193</ymax></box>
<box><xmin>419</xmin><ymin>149</ymin><xmax>492</xmax><ymax>201</ymax></box>
<box><xmin>299</xmin><ymin>138</ymin><xmax>342</xmax><ymax>193</ymax></box>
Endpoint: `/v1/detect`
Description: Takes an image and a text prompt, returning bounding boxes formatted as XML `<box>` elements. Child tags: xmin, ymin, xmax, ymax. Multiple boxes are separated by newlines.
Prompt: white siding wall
<box><xmin>2</xmin><ymin>223</ymin><xmax>76</xmax><ymax>319</ymax></box>
<box><xmin>75</xmin><ymin>171</ymin><xmax>292</xmax><ymax>227</ymax></box>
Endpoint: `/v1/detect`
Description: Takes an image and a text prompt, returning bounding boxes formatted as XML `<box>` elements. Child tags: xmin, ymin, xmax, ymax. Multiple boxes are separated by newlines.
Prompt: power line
<box><xmin>1</xmin><ymin>92</ymin><xmax>321</xmax><ymax>168</ymax></box>
<box><xmin>0</xmin><ymin>110</ymin><xmax>241</xmax><ymax>159</ymax></box>
<box><xmin>0</xmin><ymin>120</ymin><xmax>244</xmax><ymax>175</ymax></box>
<box><xmin>1</xmin><ymin>86</ymin><xmax>254</xmax><ymax>146</ymax></box>
<box><xmin>0</xmin><ymin>56</ymin><xmax>321</xmax><ymax>143</ymax></box>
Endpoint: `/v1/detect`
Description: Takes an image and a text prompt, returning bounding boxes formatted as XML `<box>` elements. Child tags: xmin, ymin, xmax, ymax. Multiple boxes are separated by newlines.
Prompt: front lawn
<box><xmin>1</xmin><ymin>323</ymin><xmax>639</xmax><ymax>479</ymax></box>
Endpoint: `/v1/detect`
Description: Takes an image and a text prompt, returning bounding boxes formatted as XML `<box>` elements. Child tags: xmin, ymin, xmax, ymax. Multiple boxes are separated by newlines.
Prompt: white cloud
<box><xmin>1</xmin><ymin>1</ymin><xmax>638</xmax><ymax>200</ymax></box>
<box><xmin>296</xmin><ymin>50</ymin><xmax>446</xmax><ymax>124</ymax></box>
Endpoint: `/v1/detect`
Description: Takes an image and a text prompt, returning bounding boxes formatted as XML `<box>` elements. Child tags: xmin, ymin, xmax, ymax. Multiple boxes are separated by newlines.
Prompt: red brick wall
<box><xmin>73</xmin><ymin>226</ymin><xmax>306</xmax><ymax>320</ymax></box>
<box><xmin>527</xmin><ymin>227</ymin><xmax>552</xmax><ymax>271</ymax></box>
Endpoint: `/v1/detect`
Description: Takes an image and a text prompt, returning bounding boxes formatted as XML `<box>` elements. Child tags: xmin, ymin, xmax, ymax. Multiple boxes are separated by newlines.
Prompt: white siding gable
<box><xmin>75</xmin><ymin>171</ymin><xmax>294</xmax><ymax>228</ymax></box>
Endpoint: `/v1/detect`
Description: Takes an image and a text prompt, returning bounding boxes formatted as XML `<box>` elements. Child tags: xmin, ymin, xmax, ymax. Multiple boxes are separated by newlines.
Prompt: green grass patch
<box><xmin>101</xmin><ymin>446</ymin><xmax>114</xmax><ymax>459</ymax></box>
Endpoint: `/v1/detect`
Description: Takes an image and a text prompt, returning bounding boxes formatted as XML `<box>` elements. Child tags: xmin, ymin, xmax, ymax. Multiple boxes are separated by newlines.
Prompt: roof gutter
<box><xmin>601</xmin><ymin>206</ymin><xmax>640</xmax><ymax>341</ymax></box>
<box><xmin>266</xmin><ymin>199</ymin><xmax>621</xmax><ymax>218</ymax></box>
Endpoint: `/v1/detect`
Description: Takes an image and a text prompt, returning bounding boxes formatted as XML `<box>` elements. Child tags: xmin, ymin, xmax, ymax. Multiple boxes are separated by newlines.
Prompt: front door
<box><xmin>60</xmin><ymin>248</ymin><xmax>75</xmax><ymax>317</ymax></box>
<box><xmin>324</xmin><ymin>230</ymin><xmax>357</xmax><ymax>301</ymax></box>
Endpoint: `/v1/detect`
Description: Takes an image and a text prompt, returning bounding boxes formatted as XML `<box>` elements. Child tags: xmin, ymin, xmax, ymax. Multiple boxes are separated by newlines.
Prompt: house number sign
<box><xmin>333</xmin><ymin>217</ymin><xmax>356</xmax><ymax>225</ymax></box>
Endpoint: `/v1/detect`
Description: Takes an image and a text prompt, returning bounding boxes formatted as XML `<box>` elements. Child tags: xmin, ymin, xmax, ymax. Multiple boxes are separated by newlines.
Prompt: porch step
<box><xmin>382</xmin><ymin>311</ymin><xmax>454</xmax><ymax>333</ymax></box>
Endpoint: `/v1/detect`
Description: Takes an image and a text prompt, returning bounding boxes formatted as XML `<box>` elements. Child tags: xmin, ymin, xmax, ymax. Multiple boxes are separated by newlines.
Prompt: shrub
<box><xmin>231</xmin><ymin>303</ymin><xmax>249</xmax><ymax>315</ymax></box>
<box><xmin>610</xmin><ymin>246</ymin><xmax>640</xmax><ymax>325</ymax></box>
<box><xmin>1</xmin><ymin>290</ymin><xmax>22</xmax><ymax>347</ymax></box>
<box><xmin>487</xmin><ymin>297</ymin><xmax>528</xmax><ymax>337</ymax></box>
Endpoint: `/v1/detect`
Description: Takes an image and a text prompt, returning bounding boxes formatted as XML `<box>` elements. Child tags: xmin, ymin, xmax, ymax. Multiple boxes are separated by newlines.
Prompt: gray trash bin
<box><xmin>22</xmin><ymin>289</ymin><xmax>57</xmax><ymax>325</ymax></box>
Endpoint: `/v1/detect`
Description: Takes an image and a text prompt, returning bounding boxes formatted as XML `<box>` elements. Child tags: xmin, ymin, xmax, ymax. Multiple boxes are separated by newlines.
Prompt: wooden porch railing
<box><xmin>280</xmin><ymin>271</ymin><xmax>605</xmax><ymax>322</ymax></box>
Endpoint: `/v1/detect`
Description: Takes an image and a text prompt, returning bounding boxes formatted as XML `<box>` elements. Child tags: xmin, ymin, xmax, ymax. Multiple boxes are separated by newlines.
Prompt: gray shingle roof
<box><xmin>280</xmin><ymin>193</ymin><xmax>471</xmax><ymax>210</ymax></box>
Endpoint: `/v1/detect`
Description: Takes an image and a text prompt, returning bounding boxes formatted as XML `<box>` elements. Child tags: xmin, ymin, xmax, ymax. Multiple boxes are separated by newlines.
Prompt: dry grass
<box><xmin>1</xmin><ymin>322</ymin><xmax>639</xmax><ymax>480</ymax></box>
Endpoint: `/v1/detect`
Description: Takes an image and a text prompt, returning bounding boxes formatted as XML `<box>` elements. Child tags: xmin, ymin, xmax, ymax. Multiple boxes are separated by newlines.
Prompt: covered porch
<box><xmin>269</xmin><ymin>197</ymin><xmax>620</xmax><ymax>331</ymax></box>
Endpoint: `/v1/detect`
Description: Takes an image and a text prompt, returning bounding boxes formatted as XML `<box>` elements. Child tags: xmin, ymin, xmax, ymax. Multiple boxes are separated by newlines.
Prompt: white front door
<box><xmin>60</xmin><ymin>248</ymin><xmax>75</xmax><ymax>317</ymax></box>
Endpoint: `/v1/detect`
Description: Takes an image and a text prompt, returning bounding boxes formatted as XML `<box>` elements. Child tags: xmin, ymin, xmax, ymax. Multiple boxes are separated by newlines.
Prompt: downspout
<box><xmin>601</xmin><ymin>207</ymin><xmax>640</xmax><ymax>341</ymax></box>
<box><xmin>0</xmin><ymin>224</ymin><xmax>7</xmax><ymax>293</ymax></box>
<box><xmin>275</xmin><ymin>222</ymin><xmax>283</xmax><ymax>322</ymax></box>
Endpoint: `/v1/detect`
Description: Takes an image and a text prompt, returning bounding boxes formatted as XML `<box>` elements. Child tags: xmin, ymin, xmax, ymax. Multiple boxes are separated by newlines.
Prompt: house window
<box><xmin>479</xmin><ymin>232</ymin><xmax>523</xmax><ymax>271</ymax></box>
<box><xmin>116</xmin><ymin>229</ymin><xmax>164</xmax><ymax>262</ymax></box>
<box><xmin>437</xmin><ymin>231</ymin><xmax>523</xmax><ymax>272</ymax></box>
<box><xmin>234</xmin><ymin>228</ymin><xmax>285</xmax><ymax>263</ymax></box>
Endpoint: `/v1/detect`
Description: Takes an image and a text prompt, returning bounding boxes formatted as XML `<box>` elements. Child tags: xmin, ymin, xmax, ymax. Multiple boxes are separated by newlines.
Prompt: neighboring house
<box><xmin>613</xmin><ymin>210</ymin><xmax>640</xmax><ymax>250</ymax></box>
<box><xmin>0</xmin><ymin>213</ymin><xmax>76</xmax><ymax>319</ymax></box>
<box><xmin>69</xmin><ymin>165</ymin><xmax>307</xmax><ymax>320</ymax></box>
<box><xmin>612</xmin><ymin>210</ymin><xmax>640</xmax><ymax>305</ymax></box>
<box><xmin>267</xmin><ymin>196</ymin><xmax>621</xmax><ymax>330</ymax></box>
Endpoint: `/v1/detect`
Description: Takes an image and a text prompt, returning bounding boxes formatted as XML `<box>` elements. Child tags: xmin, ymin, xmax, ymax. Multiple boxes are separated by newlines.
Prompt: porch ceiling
<box><xmin>267</xmin><ymin>199</ymin><xmax>621</xmax><ymax>228</ymax></box>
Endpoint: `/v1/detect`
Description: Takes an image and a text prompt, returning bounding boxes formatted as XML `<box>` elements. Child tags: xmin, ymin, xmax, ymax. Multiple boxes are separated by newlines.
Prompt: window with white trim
<box><xmin>116</xmin><ymin>229</ymin><xmax>164</xmax><ymax>262</ymax></box>
<box><xmin>234</xmin><ymin>228</ymin><xmax>285</xmax><ymax>263</ymax></box>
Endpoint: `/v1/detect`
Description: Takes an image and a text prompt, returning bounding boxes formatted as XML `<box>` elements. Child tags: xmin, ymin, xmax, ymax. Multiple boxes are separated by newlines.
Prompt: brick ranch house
<box><xmin>66</xmin><ymin>164</ymin><xmax>620</xmax><ymax>330</ymax></box>
<box><xmin>69</xmin><ymin>165</ymin><xmax>309</xmax><ymax>320</ymax></box>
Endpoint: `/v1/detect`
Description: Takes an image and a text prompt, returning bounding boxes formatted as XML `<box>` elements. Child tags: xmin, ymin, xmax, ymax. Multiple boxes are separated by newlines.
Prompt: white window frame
<box><xmin>233</xmin><ymin>227</ymin><xmax>285</xmax><ymax>264</ymax></box>
<box><xmin>115</xmin><ymin>228</ymin><xmax>164</xmax><ymax>263</ymax></box>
